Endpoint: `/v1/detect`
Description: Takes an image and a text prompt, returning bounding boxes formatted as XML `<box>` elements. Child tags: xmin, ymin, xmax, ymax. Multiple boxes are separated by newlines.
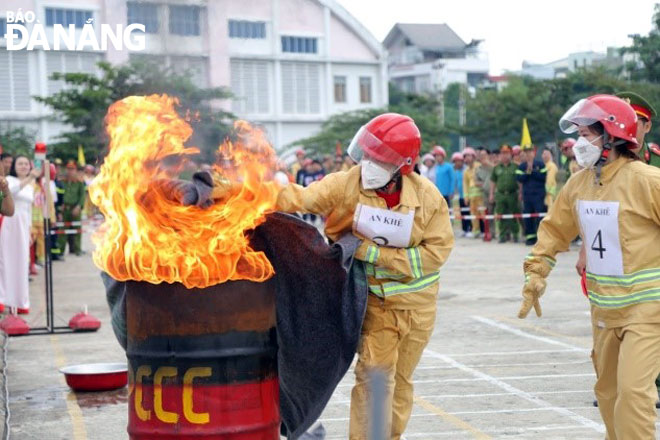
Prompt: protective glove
<box><xmin>518</xmin><ymin>275</ymin><xmax>546</xmax><ymax>319</ymax></box>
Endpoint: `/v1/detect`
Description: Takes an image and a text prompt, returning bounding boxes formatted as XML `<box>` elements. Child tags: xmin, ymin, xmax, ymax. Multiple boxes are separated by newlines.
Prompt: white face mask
<box><xmin>361</xmin><ymin>160</ymin><xmax>394</xmax><ymax>190</ymax></box>
<box><xmin>573</xmin><ymin>136</ymin><xmax>602</xmax><ymax>169</ymax></box>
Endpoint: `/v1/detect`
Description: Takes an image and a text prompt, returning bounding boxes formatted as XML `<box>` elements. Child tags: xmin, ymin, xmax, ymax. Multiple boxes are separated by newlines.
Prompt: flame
<box><xmin>90</xmin><ymin>94</ymin><xmax>279</xmax><ymax>288</ymax></box>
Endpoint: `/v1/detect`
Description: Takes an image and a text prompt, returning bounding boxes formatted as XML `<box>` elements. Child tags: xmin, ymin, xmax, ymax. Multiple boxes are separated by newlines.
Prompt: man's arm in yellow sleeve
<box><xmin>355</xmin><ymin>196</ymin><xmax>454</xmax><ymax>278</ymax></box>
<box><xmin>276</xmin><ymin>172</ymin><xmax>344</xmax><ymax>217</ymax></box>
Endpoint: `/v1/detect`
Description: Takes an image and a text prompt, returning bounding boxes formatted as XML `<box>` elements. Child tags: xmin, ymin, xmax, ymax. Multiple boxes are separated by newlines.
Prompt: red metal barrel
<box><xmin>125</xmin><ymin>280</ymin><xmax>280</xmax><ymax>439</ymax></box>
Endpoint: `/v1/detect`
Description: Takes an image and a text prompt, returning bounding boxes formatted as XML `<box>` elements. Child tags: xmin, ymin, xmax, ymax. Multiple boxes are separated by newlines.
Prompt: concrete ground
<box><xmin>5</xmin><ymin>227</ymin><xmax>655</xmax><ymax>439</ymax></box>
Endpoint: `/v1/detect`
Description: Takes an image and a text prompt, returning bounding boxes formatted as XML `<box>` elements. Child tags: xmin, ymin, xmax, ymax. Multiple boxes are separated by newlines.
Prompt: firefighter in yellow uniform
<box><xmin>276</xmin><ymin>113</ymin><xmax>454</xmax><ymax>440</ymax></box>
<box><xmin>462</xmin><ymin>147</ymin><xmax>483</xmax><ymax>237</ymax></box>
<box><xmin>542</xmin><ymin>148</ymin><xmax>558</xmax><ymax>209</ymax></box>
<box><xmin>518</xmin><ymin>94</ymin><xmax>660</xmax><ymax>440</ymax></box>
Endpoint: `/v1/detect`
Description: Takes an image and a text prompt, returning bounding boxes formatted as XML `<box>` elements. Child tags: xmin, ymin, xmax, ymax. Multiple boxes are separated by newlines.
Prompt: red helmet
<box><xmin>347</xmin><ymin>113</ymin><xmax>421</xmax><ymax>175</ymax></box>
<box><xmin>451</xmin><ymin>152</ymin><xmax>463</xmax><ymax>162</ymax></box>
<box><xmin>432</xmin><ymin>145</ymin><xmax>446</xmax><ymax>158</ymax></box>
<box><xmin>463</xmin><ymin>147</ymin><xmax>477</xmax><ymax>157</ymax></box>
<box><xmin>561</xmin><ymin>138</ymin><xmax>576</xmax><ymax>149</ymax></box>
<box><xmin>559</xmin><ymin>94</ymin><xmax>638</xmax><ymax>147</ymax></box>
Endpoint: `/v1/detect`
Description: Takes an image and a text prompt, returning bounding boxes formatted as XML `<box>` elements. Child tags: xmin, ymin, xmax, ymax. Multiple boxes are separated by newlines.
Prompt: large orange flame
<box><xmin>90</xmin><ymin>94</ymin><xmax>279</xmax><ymax>288</ymax></box>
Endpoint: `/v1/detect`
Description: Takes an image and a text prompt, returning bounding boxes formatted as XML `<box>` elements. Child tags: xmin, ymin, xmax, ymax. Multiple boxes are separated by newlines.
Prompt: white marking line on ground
<box><xmin>415</xmin><ymin>360</ymin><xmax>590</xmax><ymax>370</ymax></box>
<box><xmin>423</xmin><ymin>349</ymin><xmax>605</xmax><ymax>433</ymax></box>
<box><xmin>334</xmin><ymin>372</ymin><xmax>594</xmax><ymax>388</ymax></box>
<box><xmin>471</xmin><ymin>316</ymin><xmax>590</xmax><ymax>352</ymax></box>
<box><xmin>324</xmin><ymin>424</ymin><xmax>591</xmax><ymax>439</ymax></box>
<box><xmin>398</xmin><ymin>424</ymin><xmax>593</xmax><ymax>438</ymax></box>
<box><xmin>412</xmin><ymin>373</ymin><xmax>595</xmax><ymax>384</ymax></box>
<box><xmin>444</xmin><ymin>348</ymin><xmax>581</xmax><ymax>357</ymax></box>
<box><xmin>448</xmin><ymin>406</ymin><xmax>596</xmax><ymax>415</ymax></box>
<box><xmin>417</xmin><ymin>389</ymin><xmax>594</xmax><ymax>399</ymax></box>
<box><xmin>326</xmin><ymin>389</ymin><xmax>595</xmax><ymax>406</ymax></box>
<box><xmin>319</xmin><ymin>406</ymin><xmax>597</xmax><ymax>423</ymax></box>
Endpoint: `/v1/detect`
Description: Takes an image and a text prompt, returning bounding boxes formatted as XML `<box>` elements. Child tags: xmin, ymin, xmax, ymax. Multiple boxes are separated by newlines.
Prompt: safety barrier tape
<box><xmin>451</xmin><ymin>213</ymin><xmax>547</xmax><ymax>221</ymax></box>
<box><xmin>52</xmin><ymin>221</ymin><xmax>82</xmax><ymax>227</ymax></box>
<box><xmin>50</xmin><ymin>216</ymin><xmax>104</xmax><ymax>235</ymax></box>
<box><xmin>49</xmin><ymin>229</ymin><xmax>82</xmax><ymax>235</ymax></box>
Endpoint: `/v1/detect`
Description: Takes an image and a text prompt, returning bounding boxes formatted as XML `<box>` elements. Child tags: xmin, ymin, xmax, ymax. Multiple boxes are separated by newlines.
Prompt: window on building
<box><xmin>359</xmin><ymin>77</ymin><xmax>372</xmax><ymax>103</ymax></box>
<box><xmin>171</xmin><ymin>56</ymin><xmax>209</xmax><ymax>87</ymax></box>
<box><xmin>129</xmin><ymin>54</ymin><xmax>209</xmax><ymax>87</ymax></box>
<box><xmin>230</xmin><ymin>59</ymin><xmax>269</xmax><ymax>114</ymax></box>
<box><xmin>45</xmin><ymin>8</ymin><xmax>93</xmax><ymax>28</ymax></box>
<box><xmin>46</xmin><ymin>51</ymin><xmax>102</xmax><ymax>96</ymax></box>
<box><xmin>281</xmin><ymin>62</ymin><xmax>320</xmax><ymax>114</ymax></box>
<box><xmin>228</xmin><ymin>20</ymin><xmax>266</xmax><ymax>39</ymax></box>
<box><xmin>281</xmin><ymin>36</ymin><xmax>317</xmax><ymax>54</ymax></box>
<box><xmin>0</xmin><ymin>18</ymin><xmax>24</xmax><ymax>38</ymax></box>
<box><xmin>127</xmin><ymin>2</ymin><xmax>159</xmax><ymax>34</ymax></box>
<box><xmin>333</xmin><ymin>76</ymin><xmax>346</xmax><ymax>103</ymax></box>
<box><xmin>0</xmin><ymin>50</ymin><xmax>31</xmax><ymax>111</ymax></box>
<box><xmin>169</xmin><ymin>5</ymin><xmax>201</xmax><ymax>36</ymax></box>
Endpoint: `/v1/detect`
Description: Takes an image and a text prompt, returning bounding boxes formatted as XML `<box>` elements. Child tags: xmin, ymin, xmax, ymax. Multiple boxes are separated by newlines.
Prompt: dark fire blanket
<box><xmin>102</xmin><ymin>210</ymin><xmax>368</xmax><ymax>439</ymax></box>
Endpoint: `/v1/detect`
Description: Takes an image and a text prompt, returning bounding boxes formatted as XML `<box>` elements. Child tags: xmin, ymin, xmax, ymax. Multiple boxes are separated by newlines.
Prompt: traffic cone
<box><xmin>0</xmin><ymin>310</ymin><xmax>30</xmax><ymax>336</ymax></box>
<box><xmin>68</xmin><ymin>305</ymin><xmax>101</xmax><ymax>332</ymax></box>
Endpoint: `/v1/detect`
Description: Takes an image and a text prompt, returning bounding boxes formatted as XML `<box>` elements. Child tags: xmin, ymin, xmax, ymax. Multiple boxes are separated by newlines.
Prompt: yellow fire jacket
<box><xmin>463</xmin><ymin>162</ymin><xmax>482</xmax><ymax>199</ymax></box>
<box><xmin>276</xmin><ymin>165</ymin><xmax>455</xmax><ymax>309</ymax></box>
<box><xmin>524</xmin><ymin>157</ymin><xmax>660</xmax><ymax>327</ymax></box>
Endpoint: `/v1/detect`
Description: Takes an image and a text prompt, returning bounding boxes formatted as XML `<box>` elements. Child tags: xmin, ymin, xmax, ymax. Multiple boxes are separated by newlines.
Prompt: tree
<box><xmin>464</xmin><ymin>68</ymin><xmax>660</xmax><ymax>148</ymax></box>
<box><xmin>0</xmin><ymin>125</ymin><xmax>36</xmax><ymax>156</ymax></box>
<box><xmin>36</xmin><ymin>59</ymin><xmax>235</xmax><ymax>164</ymax></box>
<box><xmin>622</xmin><ymin>3</ymin><xmax>660</xmax><ymax>83</ymax></box>
<box><xmin>296</xmin><ymin>84</ymin><xmax>451</xmax><ymax>156</ymax></box>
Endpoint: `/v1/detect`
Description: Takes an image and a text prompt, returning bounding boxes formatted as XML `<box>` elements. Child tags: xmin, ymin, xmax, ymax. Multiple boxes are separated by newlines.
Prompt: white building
<box><xmin>518</xmin><ymin>51</ymin><xmax>610</xmax><ymax>79</ymax></box>
<box><xmin>383</xmin><ymin>23</ymin><xmax>489</xmax><ymax>95</ymax></box>
<box><xmin>0</xmin><ymin>0</ymin><xmax>388</xmax><ymax>151</ymax></box>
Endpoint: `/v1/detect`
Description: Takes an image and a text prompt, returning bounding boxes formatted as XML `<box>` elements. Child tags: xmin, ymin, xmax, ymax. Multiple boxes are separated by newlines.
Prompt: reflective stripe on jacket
<box><xmin>276</xmin><ymin>165</ymin><xmax>455</xmax><ymax>309</ymax></box>
<box><xmin>524</xmin><ymin>158</ymin><xmax>660</xmax><ymax>327</ymax></box>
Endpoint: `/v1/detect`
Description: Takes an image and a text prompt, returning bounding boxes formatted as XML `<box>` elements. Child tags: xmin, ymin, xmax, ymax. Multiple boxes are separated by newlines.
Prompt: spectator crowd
<box><xmin>0</xmin><ymin>152</ymin><xmax>96</xmax><ymax>315</ymax></box>
<box><xmin>284</xmin><ymin>139</ymin><xmax>581</xmax><ymax>246</ymax></box>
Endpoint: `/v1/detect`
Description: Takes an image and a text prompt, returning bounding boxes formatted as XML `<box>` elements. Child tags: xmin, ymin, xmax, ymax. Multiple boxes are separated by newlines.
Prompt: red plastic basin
<box><xmin>60</xmin><ymin>363</ymin><xmax>128</xmax><ymax>392</ymax></box>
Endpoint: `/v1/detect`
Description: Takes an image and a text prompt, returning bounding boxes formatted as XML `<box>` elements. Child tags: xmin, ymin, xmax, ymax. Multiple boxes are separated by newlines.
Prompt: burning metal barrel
<box><xmin>90</xmin><ymin>96</ymin><xmax>284</xmax><ymax>439</ymax></box>
<box><xmin>125</xmin><ymin>279</ymin><xmax>280</xmax><ymax>439</ymax></box>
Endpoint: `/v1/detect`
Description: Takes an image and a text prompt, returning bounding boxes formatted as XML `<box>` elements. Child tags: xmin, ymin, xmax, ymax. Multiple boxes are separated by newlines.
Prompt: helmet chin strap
<box><xmin>594</xmin><ymin>138</ymin><xmax>624</xmax><ymax>184</ymax></box>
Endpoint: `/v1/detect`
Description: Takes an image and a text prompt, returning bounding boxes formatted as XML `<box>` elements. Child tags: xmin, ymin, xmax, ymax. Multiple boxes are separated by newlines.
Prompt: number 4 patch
<box><xmin>591</xmin><ymin>230</ymin><xmax>606</xmax><ymax>259</ymax></box>
<box><xmin>578</xmin><ymin>200</ymin><xmax>624</xmax><ymax>276</ymax></box>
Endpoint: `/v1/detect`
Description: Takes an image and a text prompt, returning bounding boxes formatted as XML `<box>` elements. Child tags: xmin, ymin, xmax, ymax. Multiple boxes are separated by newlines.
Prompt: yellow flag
<box><xmin>77</xmin><ymin>145</ymin><xmax>86</xmax><ymax>166</ymax></box>
<box><xmin>520</xmin><ymin>118</ymin><xmax>532</xmax><ymax>149</ymax></box>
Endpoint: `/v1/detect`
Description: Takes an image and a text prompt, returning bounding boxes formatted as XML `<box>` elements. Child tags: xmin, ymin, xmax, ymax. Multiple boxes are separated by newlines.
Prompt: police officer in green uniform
<box><xmin>489</xmin><ymin>145</ymin><xmax>520</xmax><ymax>243</ymax></box>
<box><xmin>617</xmin><ymin>91</ymin><xmax>659</xmax><ymax>166</ymax></box>
<box><xmin>57</xmin><ymin>160</ymin><xmax>86</xmax><ymax>256</ymax></box>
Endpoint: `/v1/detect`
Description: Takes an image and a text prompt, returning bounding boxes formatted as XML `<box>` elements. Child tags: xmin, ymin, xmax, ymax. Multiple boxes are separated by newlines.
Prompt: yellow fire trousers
<box><xmin>468</xmin><ymin>196</ymin><xmax>483</xmax><ymax>234</ymax></box>
<box><xmin>592</xmin><ymin>320</ymin><xmax>660</xmax><ymax>440</ymax></box>
<box><xmin>349</xmin><ymin>296</ymin><xmax>436</xmax><ymax>440</ymax></box>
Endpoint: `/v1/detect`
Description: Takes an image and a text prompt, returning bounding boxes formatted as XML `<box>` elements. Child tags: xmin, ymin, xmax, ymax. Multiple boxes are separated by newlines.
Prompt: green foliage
<box><xmin>36</xmin><ymin>59</ymin><xmax>235</xmax><ymax>164</ymax></box>
<box><xmin>622</xmin><ymin>4</ymin><xmax>660</xmax><ymax>83</ymax></box>
<box><xmin>0</xmin><ymin>126</ymin><xmax>36</xmax><ymax>157</ymax></box>
<box><xmin>465</xmin><ymin>68</ymin><xmax>660</xmax><ymax>148</ymax></box>
<box><xmin>292</xmin><ymin>108</ymin><xmax>384</xmax><ymax>156</ymax></box>
<box><xmin>297</xmin><ymin>84</ymin><xmax>451</xmax><ymax>156</ymax></box>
